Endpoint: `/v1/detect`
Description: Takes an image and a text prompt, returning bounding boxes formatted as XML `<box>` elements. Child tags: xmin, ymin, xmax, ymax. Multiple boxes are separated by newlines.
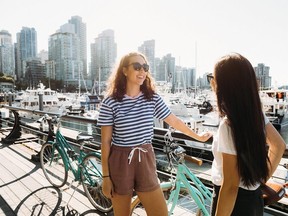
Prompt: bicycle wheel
<box><xmin>130</xmin><ymin>186</ymin><xmax>207</xmax><ymax>216</ymax></box>
<box><xmin>81</xmin><ymin>154</ymin><xmax>112</xmax><ymax>213</ymax></box>
<box><xmin>40</xmin><ymin>143</ymin><xmax>68</xmax><ymax>187</ymax></box>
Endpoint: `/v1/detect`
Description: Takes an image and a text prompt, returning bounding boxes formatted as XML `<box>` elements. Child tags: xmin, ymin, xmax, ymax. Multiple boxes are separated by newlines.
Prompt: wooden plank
<box><xmin>0</xmin><ymin>141</ymin><xmax>104</xmax><ymax>215</ymax></box>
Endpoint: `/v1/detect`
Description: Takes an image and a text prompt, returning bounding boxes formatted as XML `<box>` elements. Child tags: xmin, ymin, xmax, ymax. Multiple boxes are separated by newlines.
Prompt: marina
<box><xmin>0</xmin><ymin>105</ymin><xmax>288</xmax><ymax>215</ymax></box>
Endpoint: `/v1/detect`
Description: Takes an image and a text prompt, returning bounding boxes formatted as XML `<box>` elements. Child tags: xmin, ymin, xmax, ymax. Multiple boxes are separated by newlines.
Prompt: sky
<box><xmin>1</xmin><ymin>0</ymin><xmax>288</xmax><ymax>86</ymax></box>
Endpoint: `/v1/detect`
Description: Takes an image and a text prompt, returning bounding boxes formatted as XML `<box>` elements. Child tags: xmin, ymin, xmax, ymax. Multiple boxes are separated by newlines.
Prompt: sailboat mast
<box><xmin>98</xmin><ymin>66</ymin><xmax>101</xmax><ymax>94</ymax></box>
<box><xmin>78</xmin><ymin>64</ymin><xmax>81</xmax><ymax>97</ymax></box>
<box><xmin>194</xmin><ymin>41</ymin><xmax>197</xmax><ymax>99</ymax></box>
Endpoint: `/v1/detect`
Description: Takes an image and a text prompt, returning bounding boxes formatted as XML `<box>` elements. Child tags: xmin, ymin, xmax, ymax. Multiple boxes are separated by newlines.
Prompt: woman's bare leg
<box><xmin>137</xmin><ymin>187</ymin><xmax>168</xmax><ymax>216</ymax></box>
<box><xmin>111</xmin><ymin>193</ymin><xmax>132</xmax><ymax>216</ymax></box>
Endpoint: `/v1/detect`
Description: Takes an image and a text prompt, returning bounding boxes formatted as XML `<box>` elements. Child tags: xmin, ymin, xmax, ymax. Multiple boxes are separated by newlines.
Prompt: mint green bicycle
<box><xmin>39</xmin><ymin>114</ymin><xmax>112</xmax><ymax>213</ymax></box>
<box><xmin>130</xmin><ymin>128</ymin><xmax>212</xmax><ymax>216</ymax></box>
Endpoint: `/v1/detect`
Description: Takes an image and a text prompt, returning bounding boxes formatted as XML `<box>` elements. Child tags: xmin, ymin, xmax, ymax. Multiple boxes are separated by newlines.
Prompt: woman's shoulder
<box><xmin>219</xmin><ymin>117</ymin><xmax>231</xmax><ymax>131</ymax></box>
<box><xmin>102</xmin><ymin>96</ymin><xmax>118</xmax><ymax>105</ymax></box>
<box><xmin>151</xmin><ymin>92</ymin><xmax>162</xmax><ymax>100</ymax></box>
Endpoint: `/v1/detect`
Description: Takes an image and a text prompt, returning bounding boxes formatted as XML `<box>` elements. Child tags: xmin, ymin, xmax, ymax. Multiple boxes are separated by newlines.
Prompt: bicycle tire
<box><xmin>81</xmin><ymin>153</ymin><xmax>112</xmax><ymax>213</ymax></box>
<box><xmin>40</xmin><ymin>143</ymin><xmax>68</xmax><ymax>187</ymax></box>
<box><xmin>130</xmin><ymin>186</ymin><xmax>207</xmax><ymax>216</ymax></box>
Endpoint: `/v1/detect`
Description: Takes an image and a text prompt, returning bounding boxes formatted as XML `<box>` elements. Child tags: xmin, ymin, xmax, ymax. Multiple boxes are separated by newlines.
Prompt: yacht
<box><xmin>260</xmin><ymin>88</ymin><xmax>288</xmax><ymax>130</ymax></box>
<box><xmin>12</xmin><ymin>82</ymin><xmax>72</xmax><ymax>115</ymax></box>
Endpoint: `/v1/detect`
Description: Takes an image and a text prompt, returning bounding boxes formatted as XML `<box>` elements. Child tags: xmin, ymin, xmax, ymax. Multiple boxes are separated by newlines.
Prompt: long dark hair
<box><xmin>214</xmin><ymin>53</ymin><xmax>269</xmax><ymax>186</ymax></box>
<box><xmin>106</xmin><ymin>52</ymin><xmax>155</xmax><ymax>101</ymax></box>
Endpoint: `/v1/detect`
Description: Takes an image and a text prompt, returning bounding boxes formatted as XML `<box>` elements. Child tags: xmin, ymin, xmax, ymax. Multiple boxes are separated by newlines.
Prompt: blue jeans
<box><xmin>211</xmin><ymin>185</ymin><xmax>264</xmax><ymax>216</ymax></box>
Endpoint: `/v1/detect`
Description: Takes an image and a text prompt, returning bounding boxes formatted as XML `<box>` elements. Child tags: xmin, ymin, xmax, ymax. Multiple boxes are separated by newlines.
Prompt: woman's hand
<box><xmin>102</xmin><ymin>177</ymin><xmax>114</xmax><ymax>199</ymax></box>
<box><xmin>197</xmin><ymin>132</ymin><xmax>213</xmax><ymax>142</ymax></box>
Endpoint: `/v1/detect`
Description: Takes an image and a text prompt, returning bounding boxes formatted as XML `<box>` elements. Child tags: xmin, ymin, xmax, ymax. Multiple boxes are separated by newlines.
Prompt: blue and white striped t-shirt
<box><xmin>97</xmin><ymin>93</ymin><xmax>171</xmax><ymax>147</ymax></box>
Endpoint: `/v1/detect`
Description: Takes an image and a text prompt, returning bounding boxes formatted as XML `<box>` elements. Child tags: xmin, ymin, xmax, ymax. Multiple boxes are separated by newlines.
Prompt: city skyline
<box><xmin>1</xmin><ymin>0</ymin><xmax>288</xmax><ymax>85</ymax></box>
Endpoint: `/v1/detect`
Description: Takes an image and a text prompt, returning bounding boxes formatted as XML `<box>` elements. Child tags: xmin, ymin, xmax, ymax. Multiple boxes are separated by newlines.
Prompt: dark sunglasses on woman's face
<box><xmin>127</xmin><ymin>62</ymin><xmax>149</xmax><ymax>72</ymax></box>
<box><xmin>207</xmin><ymin>73</ymin><xmax>214</xmax><ymax>83</ymax></box>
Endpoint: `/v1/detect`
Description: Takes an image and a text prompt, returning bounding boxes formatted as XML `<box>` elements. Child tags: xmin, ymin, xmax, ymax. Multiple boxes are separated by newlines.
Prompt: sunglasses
<box><xmin>207</xmin><ymin>73</ymin><xmax>214</xmax><ymax>83</ymax></box>
<box><xmin>126</xmin><ymin>62</ymin><xmax>149</xmax><ymax>72</ymax></box>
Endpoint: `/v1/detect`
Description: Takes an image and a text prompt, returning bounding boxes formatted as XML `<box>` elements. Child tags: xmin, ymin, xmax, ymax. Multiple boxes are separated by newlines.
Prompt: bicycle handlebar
<box><xmin>164</xmin><ymin>127</ymin><xmax>203</xmax><ymax>166</ymax></box>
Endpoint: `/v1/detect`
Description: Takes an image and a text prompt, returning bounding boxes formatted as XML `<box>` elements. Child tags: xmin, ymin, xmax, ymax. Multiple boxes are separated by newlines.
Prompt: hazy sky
<box><xmin>1</xmin><ymin>0</ymin><xmax>288</xmax><ymax>85</ymax></box>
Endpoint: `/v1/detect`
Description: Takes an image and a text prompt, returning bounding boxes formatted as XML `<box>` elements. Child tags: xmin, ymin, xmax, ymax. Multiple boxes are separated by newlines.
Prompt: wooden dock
<box><xmin>0</xmin><ymin>129</ymin><xmax>111</xmax><ymax>216</ymax></box>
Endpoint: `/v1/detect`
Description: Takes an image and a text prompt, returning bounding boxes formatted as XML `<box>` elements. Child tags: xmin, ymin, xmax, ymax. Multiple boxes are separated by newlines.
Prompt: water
<box><xmin>63</xmin><ymin>119</ymin><xmax>288</xmax><ymax>145</ymax></box>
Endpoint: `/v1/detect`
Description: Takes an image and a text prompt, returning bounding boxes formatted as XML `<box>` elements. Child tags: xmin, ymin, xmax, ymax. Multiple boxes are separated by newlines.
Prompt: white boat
<box><xmin>12</xmin><ymin>82</ymin><xmax>72</xmax><ymax>115</ymax></box>
<box><xmin>154</xmin><ymin>92</ymin><xmax>219</xmax><ymax>134</ymax></box>
<box><xmin>260</xmin><ymin>88</ymin><xmax>288</xmax><ymax>130</ymax></box>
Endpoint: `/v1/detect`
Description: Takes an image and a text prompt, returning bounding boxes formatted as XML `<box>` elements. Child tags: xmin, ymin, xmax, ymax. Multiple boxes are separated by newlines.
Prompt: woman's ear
<box><xmin>123</xmin><ymin>67</ymin><xmax>127</xmax><ymax>76</ymax></box>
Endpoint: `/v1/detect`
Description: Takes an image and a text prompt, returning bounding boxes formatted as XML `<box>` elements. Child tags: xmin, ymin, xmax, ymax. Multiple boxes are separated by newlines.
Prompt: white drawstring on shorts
<box><xmin>128</xmin><ymin>147</ymin><xmax>148</xmax><ymax>164</ymax></box>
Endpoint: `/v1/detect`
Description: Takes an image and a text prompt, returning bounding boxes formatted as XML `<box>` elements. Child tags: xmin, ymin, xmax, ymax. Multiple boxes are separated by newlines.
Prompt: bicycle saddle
<box><xmin>76</xmin><ymin>134</ymin><xmax>94</xmax><ymax>142</ymax></box>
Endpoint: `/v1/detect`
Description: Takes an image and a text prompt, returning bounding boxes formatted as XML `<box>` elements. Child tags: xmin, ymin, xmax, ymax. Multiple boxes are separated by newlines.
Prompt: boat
<box><xmin>154</xmin><ymin>92</ymin><xmax>219</xmax><ymax>135</ymax></box>
<box><xmin>64</xmin><ymin>93</ymin><xmax>101</xmax><ymax>119</ymax></box>
<box><xmin>12</xmin><ymin>82</ymin><xmax>72</xmax><ymax>115</ymax></box>
<box><xmin>260</xmin><ymin>88</ymin><xmax>288</xmax><ymax>130</ymax></box>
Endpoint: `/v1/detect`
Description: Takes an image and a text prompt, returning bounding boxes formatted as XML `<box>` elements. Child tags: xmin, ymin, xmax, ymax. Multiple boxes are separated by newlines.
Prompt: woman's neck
<box><xmin>126</xmin><ymin>86</ymin><xmax>141</xmax><ymax>98</ymax></box>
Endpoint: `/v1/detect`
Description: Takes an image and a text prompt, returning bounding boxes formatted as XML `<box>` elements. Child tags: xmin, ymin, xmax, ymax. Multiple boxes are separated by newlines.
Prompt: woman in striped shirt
<box><xmin>98</xmin><ymin>52</ymin><xmax>212</xmax><ymax>216</ymax></box>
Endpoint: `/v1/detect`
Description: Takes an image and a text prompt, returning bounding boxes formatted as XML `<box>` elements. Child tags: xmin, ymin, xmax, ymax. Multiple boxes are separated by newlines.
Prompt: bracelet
<box><xmin>102</xmin><ymin>175</ymin><xmax>110</xmax><ymax>178</ymax></box>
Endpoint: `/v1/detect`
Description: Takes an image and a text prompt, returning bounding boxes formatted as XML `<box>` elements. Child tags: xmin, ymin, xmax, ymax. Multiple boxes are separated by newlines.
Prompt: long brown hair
<box><xmin>106</xmin><ymin>52</ymin><xmax>156</xmax><ymax>101</ymax></box>
<box><xmin>214</xmin><ymin>53</ymin><xmax>269</xmax><ymax>186</ymax></box>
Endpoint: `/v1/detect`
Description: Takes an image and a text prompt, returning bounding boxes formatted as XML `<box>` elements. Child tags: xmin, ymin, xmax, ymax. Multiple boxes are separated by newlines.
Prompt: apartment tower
<box><xmin>0</xmin><ymin>30</ymin><xmax>15</xmax><ymax>77</ymax></box>
<box><xmin>90</xmin><ymin>29</ymin><xmax>117</xmax><ymax>94</ymax></box>
<box><xmin>15</xmin><ymin>27</ymin><xmax>37</xmax><ymax>80</ymax></box>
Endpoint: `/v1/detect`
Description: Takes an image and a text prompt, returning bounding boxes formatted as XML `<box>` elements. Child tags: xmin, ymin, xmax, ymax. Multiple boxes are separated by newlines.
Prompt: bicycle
<box><xmin>130</xmin><ymin>127</ymin><xmax>212</xmax><ymax>216</ymax></box>
<box><xmin>39</xmin><ymin>114</ymin><xmax>112</xmax><ymax>213</ymax></box>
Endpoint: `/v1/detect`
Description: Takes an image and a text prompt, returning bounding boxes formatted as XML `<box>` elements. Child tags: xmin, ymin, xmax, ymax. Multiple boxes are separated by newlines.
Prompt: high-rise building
<box><xmin>68</xmin><ymin>16</ymin><xmax>87</xmax><ymax>79</ymax></box>
<box><xmin>182</xmin><ymin>67</ymin><xmax>196</xmax><ymax>90</ymax></box>
<box><xmin>138</xmin><ymin>40</ymin><xmax>155</xmax><ymax>77</ymax></box>
<box><xmin>254</xmin><ymin>63</ymin><xmax>271</xmax><ymax>90</ymax></box>
<box><xmin>90</xmin><ymin>29</ymin><xmax>117</xmax><ymax>94</ymax></box>
<box><xmin>48</xmin><ymin>31</ymin><xmax>80</xmax><ymax>86</ymax></box>
<box><xmin>156</xmin><ymin>54</ymin><xmax>175</xmax><ymax>82</ymax></box>
<box><xmin>0</xmin><ymin>30</ymin><xmax>15</xmax><ymax>77</ymax></box>
<box><xmin>38</xmin><ymin>50</ymin><xmax>48</xmax><ymax>64</ymax></box>
<box><xmin>25</xmin><ymin>59</ymin><xmax>45</xmax><ymax>88</ymax></box>
<box><xmin>15</xmin><ymin>27</ymin><xmax>37</xmax><ymax>80</ymax></box>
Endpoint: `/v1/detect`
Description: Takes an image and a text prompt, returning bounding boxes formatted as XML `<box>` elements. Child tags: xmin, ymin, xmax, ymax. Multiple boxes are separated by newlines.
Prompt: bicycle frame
<box><xmin>163</xmin><ymin>128</ymin><xmax>212</xmax><ymax>216</ymax></box>
<box><xmin>165</xmin><ymin>162</ymin><xmax>212</xmax><ymax>216</ymax></box>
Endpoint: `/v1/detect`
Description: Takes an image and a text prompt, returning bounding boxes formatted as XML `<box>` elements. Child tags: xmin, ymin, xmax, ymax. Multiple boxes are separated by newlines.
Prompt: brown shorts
<box><xmin>108</xmin><ymin>144</ymin><xmax>160</xmax><ymax>195</ymax></box>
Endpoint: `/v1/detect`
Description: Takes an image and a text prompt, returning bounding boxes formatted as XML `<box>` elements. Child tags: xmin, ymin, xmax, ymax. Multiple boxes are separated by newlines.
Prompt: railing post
<box><xmin>2</xmin><ymin>110</ymin><xmax>22</xmax><ymax>144</ymax></box>
<box><xmin>39</xmin><ymin>92</ymin><xmax>43</xmax><ymax>111</ymax></box>
<box><xmin>8</xmin><ymin>92</ymin><xmax>12</xmax><ymax>106</ymax></box>
<box><xmin>4</xmin><ymin>93</ymin><xmax>7</xmax><ymax>104</ymax></box>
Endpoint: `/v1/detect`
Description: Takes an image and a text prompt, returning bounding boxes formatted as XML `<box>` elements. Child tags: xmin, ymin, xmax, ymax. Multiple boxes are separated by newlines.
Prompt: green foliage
<box><xmin>41</xmin><ymin>78</ymin><xmax>64</xmax><ymax>91</ymax></box>
<box><xmin>14</xmin><ymin>80</ymin><xmax>28</xmax><ymax>90</ymax></box>
<box><xmin>0</xmin><ymin>74</ymin><xmax>14</xmax><ymax>83</ymax></box>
